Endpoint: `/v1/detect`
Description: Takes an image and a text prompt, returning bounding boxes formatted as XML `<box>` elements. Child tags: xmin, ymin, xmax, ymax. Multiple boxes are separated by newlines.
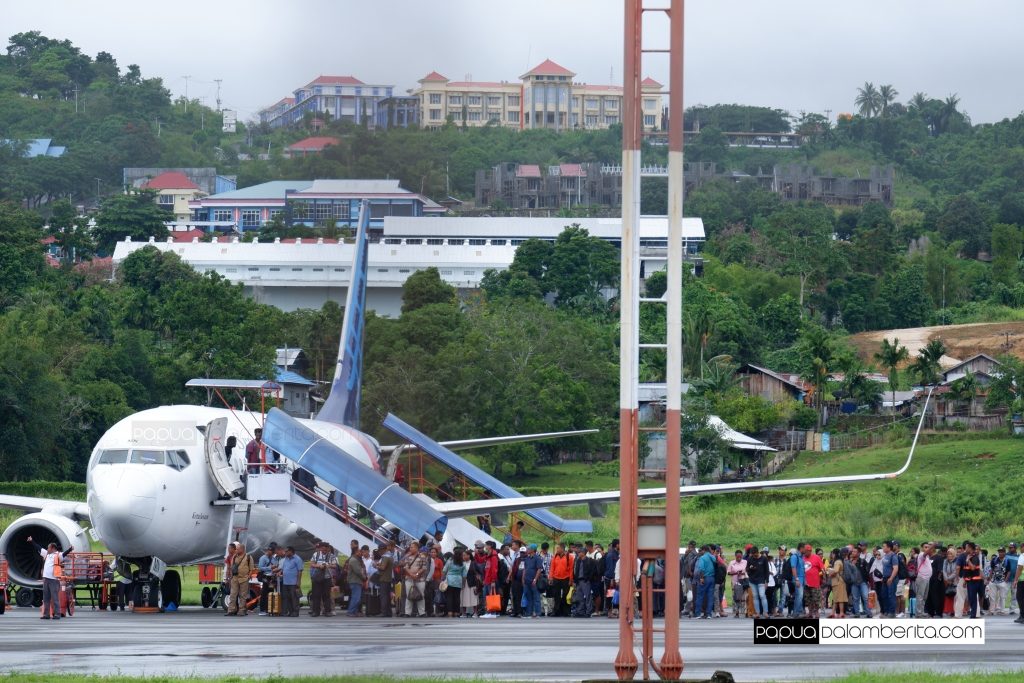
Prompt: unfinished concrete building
<box><xmin>475</xmin><ymin>161</ymin><xmax>894</xmax><ymax>210</ymax></box>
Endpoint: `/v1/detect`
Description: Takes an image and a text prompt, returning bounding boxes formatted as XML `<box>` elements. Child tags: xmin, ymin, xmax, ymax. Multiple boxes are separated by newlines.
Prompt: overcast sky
<box><xmin>5</xmin><ymin>0</ymin><xmax>1023</xmax><ymax>124</ymax></box>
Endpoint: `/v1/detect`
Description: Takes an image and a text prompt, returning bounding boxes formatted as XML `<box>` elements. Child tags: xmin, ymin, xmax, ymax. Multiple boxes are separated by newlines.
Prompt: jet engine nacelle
<box><xmin>0</xmin><ymin>512</ymin><xmax>91</xmax><ymax>588</ymax></box>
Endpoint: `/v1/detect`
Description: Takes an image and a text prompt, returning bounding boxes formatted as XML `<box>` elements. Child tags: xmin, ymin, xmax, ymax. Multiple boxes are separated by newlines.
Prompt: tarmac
<box><xmin>0</xmin><ymin>607</ymin><xmax>1022</xmax><ymax>680</ymax></box>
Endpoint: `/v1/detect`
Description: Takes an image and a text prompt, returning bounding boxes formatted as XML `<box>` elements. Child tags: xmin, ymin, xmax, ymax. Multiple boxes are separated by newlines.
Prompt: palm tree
<box><xmin>908</xmin><ymin>92</ymin><xmax>929</xmax><ymax>113</ymax></box>
<box><xmin>690</xmin><ymin>356</ymin><xmax>739</xmax><ymax>397</ymax></box>
<box><xmin>684</xmin><ymin>308</ymin><xmax>716</xmax><ymax>378</ymax></box>
<box><xmin>798</xmin><ymin>325</ymin><xmax>835</xmax><ymax>427</ymax></box>
<box><xmin>878</xmin><ymin>84</ymin><xmax>899</xmax><ymax>117</ymax></box>
<box><xmin>948</xmin><ymin>372</ymin><xmax>977</xmax><ymax>416</ymax></box>
<box><xmin>874</xmin><ymin>338</ymin><xmax>909</xmax><ymax>422</ymax></box>
<box><xmin>910</xmin><ymin>338</ymin><xmax>947</xmax><ymax>385</ymax></box>
<box><xmin>855</xmin><ymin>82</ymin><xmax>881</xmax><ymax>117</ymax></box>
<box><xmin>839</xmin><ymin>356</ymin><xmax>883</xmax><ymax>412</ymax></box>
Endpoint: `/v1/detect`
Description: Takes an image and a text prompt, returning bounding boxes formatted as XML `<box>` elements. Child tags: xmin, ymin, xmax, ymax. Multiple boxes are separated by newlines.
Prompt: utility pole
<box><xmin>72</xmin><ymin>85</ymin><xmax>79</xmax><ymax>114</ymax></box>
<box><xmin>214</xmin><ymin>78</ymin><xmax>223</xmax><ymax>112</ymax></box>
<box><xmin>182</xmin><ymin>75</ymin><xmax>191</xmax><ymax>113</ymax></box>
<box><xmin>155</xmin><ymin>117</ymin><xmax>161</xmax><ymax>137</ymax></box>
<box><xmin>93</xmin><ymin>177</ymin><xmax>101</xmax><ymax>208</ymax></box>
<box><xmin>199</xmin><ymin>97</ymin><xmax>206</xmax><ymax>130</ymax></box>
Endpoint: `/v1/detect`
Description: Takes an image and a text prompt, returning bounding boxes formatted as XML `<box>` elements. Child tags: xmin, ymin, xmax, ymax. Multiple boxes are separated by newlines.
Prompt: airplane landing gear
<box><xmin>161</xmin><ymin>569</ymin><xmax>181</xmax><ymax>607</ymax></box>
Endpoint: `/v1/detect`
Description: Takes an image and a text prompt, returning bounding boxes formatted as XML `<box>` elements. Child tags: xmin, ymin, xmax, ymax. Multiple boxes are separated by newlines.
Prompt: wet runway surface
<box><xmin>0</xmin><ymin>608</ymin><xmax>1021</xmax><ymax>680</ymax></box>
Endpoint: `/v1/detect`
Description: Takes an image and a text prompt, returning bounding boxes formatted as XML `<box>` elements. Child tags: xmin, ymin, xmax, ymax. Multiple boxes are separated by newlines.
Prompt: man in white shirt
<box><xmin>27</xmin><ymin>536</ymin><xmax>64</xmax><ymax>620</ymax></box>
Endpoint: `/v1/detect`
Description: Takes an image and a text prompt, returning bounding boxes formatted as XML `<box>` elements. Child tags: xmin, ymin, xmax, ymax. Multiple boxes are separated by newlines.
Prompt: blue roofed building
<box><xmin>274</xmin><ymin>366</ymin><xmax>317</xmax><ymax>417</ymax></box>
<box><xmin>189</xmin><ymin>179</ymin><xmax>444</xmax><ymax>232</ymax></box>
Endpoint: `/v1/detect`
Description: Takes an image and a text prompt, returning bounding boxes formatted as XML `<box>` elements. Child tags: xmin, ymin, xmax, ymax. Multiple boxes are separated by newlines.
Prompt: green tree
<box><xmin>909</xmin><ymin>338</ymin><xmax>946</xmax><ymax>386</ymax></box>
<box><xmin>545</xmin><ymin>224</ymin><xmax>618</xmax><ymax>308</ymax></box>
<box><xmin>990</xmin><ymin>223</ymin><xmax>1022</xmax><ymax>287</ymax></box>
<box><xmin>855</xmin><ymin>82</ymin><xmax>881</xmax><ymax>117</ymax></box>
<box><xmin>947</xmin><ymin>372</ymin><xmax>977</xmax><ymax>416</ymax></box>
<box><xmin>758</xmin><ymin>204</ymin><xmax>835</xmax><ymax>310</ymax></box>
<box><xmin>93</xmin><ymin>190</ymin><xmax>169</xmax><ymax>254</ymax></box>
<box><xmin>936</xmin><ymin>194</ymin><xmax>989</xmax><ymax>258</ymax></box>
<box><xmin>878</xmin><ymin>84</ymin><xmax>899</xmax><ymax>117</ymax></box>
<box><xmin>401</xmin><ymin>267</ymin><xmax>457</xmax><ymax>314</ymax></box>
<box><xmin>874</xmin><ymin>338</ymin><xmax>909</xmax><ymax>422</ymax></box>
<box><xmin>0</xmin><ymin>202</ymin><xmax>47</xmax><ymax>305</ymax></box>
<box><xmin>796</xmin><ymin>324</ymin><xmax>835</xmax><ymax>427</ymax></box>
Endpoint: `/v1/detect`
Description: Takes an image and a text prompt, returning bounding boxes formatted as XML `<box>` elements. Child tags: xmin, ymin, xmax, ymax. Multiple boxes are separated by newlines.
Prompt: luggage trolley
<box><xmin>63</xmin><ymin>552</ymin><xmax>115</xmax><ymax>614</ymax></box>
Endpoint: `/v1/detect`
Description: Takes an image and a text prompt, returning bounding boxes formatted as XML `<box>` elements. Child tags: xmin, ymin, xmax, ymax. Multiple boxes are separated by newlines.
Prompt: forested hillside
<box><xmin>2</xmin><ymin>35</ymin><xmax>1024</xmax><ymax>482</ymax></box>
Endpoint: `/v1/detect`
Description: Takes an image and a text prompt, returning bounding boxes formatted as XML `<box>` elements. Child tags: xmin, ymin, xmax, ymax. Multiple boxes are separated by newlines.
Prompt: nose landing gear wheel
<box><xmin>201</xmin><ymin>586</ymin><xmax>213</xmax><ymax>608</ymax></box>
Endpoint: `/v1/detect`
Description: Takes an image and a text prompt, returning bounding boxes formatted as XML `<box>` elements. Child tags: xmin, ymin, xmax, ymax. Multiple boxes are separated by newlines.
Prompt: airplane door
<box><xmin>205</xmin><ymin>418</ymin><xmax>244</xmax><ymax>498</ymax></box>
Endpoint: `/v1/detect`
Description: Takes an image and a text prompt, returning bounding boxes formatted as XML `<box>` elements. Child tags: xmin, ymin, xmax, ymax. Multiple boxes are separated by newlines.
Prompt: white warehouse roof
<box><xmin>381</xmin><ymin>215</ymin><xmax>705</xmax><ymax>241</ymax></box>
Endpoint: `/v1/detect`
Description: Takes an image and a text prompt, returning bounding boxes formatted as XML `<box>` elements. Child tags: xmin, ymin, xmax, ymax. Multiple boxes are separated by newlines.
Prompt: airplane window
<box><xmin>129</xmin><ymin>450</ymin><xmax>165</xmax><ymax>465</ymax></box>
<box><xmin>166</xmin><ymin>449</ymin><xmax>191</xmax><ymax>471</ymax></box>
<box><xmin>97</xmin><ymin>449</ymin><xmax>129</xmax><ymax>464</ymax></box>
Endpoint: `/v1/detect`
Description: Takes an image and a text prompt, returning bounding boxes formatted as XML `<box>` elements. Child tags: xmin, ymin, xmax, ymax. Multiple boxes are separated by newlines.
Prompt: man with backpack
<box><xmin>789</xmin><ymin>547</ymin><xmax>805</xmax><ymax>618</ymax></box>
<box><xmin>987</xmin><ymin>547</ymin><xmax>1010</xmax><ymax>616</ymax></box>
<box><xmin>844</xmin><ymin>547</ymin><xmax>866</xmax><ymax>617</ymax></box>
<box><xmin>680</xmin><ymin>540</ymin><xmax>698</xmax><ymax>617</ymax></box>
<box><xmin>691</xmin><ymin>545</ymin><xmax>716</xmax><ymax>619</ymax></box>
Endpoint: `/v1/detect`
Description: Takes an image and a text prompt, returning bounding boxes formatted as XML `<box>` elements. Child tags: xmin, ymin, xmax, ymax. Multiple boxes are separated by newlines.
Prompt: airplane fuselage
<box><xmin>86</xmin><ymin>405</ymin><xmax>380</xmax><ymax>565</ymax></box>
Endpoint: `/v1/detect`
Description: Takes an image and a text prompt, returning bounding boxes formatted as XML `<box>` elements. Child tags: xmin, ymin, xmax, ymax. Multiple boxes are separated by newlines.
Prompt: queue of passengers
<box><xmin>681</xmin><ymin>539</ymin><xmax>1024</xmax><ymax>621</ymax></box>
<box><xmin>238</xmin><ymin>535</ymin><xmax>617</xmax><ymax>618</ymax></box>
<box><xmin>226</xmin><ymin>534</ymin><xmax>1024</xmax><ymax>622</ymax></box>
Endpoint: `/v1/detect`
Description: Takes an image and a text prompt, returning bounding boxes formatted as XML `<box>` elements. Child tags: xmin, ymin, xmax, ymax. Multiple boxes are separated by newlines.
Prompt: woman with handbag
<box><xmin>441</xmin><ymin>549</ymin><xmax>466</xmax><ymax>617</ymax></box>
<box><xmin>461</xmin><ymin>549</ymin><xmax>480</xmax><ymax>617</ymax></box>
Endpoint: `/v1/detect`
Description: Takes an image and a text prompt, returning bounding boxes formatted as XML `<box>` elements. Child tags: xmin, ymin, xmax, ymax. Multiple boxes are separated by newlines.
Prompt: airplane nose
<box><xmin>91</xmin><ymin>467</ymin><xmax>158</xmax><ymax>543</ymax></box>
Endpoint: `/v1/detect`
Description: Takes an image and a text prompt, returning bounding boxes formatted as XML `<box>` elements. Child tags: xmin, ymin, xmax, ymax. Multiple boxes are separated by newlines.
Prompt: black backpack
<box><xmin>842</xmin><ymin>560</ymin><xmax>858</xmax><ymax>585</ymax></box>
<box><xmin>897</xmin><ymin>554</ymin><xmax>908</xmax><ymax>580</ymax></box>
<box><xmin>714</xmin><ymin>560</ymin><xmax>726</xmax><ymax>584</ymax></box>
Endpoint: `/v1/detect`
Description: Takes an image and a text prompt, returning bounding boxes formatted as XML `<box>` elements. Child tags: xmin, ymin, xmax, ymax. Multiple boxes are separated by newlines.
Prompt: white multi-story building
<box><xmin>110</xmin><ymin>216</ymin><xmax>704</xmax><ymax>317</ymax></box>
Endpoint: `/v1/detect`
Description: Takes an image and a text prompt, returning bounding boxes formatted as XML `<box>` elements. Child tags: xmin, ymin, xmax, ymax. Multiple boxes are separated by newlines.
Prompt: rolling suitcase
<box><xmin>268</xmin><ymin>588</ymin><xmax>282</xmax><ymax>616</ymax></box>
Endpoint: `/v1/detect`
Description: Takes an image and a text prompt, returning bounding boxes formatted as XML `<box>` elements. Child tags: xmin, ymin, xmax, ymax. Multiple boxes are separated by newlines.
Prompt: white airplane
<box><xmin>0</xmin><ymin>201</ymin><xmax>933</xmax><ymax>608</ymax></box>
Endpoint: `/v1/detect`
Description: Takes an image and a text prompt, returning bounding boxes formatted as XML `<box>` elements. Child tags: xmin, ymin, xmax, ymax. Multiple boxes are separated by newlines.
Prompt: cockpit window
<box><xmin>97</xmin><ymin>449</ymin><xmax>129</xmax><ymax>464</ymax></box>
<box><xmin>129</xmin><ymin>449</ymin><xmax>165</xmax><ymax>465</ymax></box>
<box><xmin>166</xmin><ymin>449</ymin><xmax>191</xmax><ymax>471</ymax></box>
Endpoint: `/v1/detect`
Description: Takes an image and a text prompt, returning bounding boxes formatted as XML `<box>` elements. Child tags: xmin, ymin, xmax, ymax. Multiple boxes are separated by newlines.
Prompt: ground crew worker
<box><xmin>225</xmin><ymin>541</ymin><xmax>255</xmax><ymax>616</ymax></box>
<box><xmin>27</xmin><ymin>536</ymin><xmax>66</xmax><ymax>620</ymax></box>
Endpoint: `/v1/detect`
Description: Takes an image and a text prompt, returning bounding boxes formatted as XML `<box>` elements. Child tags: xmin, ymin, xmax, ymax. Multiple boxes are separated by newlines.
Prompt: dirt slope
<box><xmin>848</xmin><ymin>321</ymin><xmax>1024</xmax><ymax>367</ymax></box>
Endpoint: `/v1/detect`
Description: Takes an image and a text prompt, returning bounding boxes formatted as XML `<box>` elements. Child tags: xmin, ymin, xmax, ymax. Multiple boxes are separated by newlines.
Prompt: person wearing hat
<box><xmin>257</xmin><ymin>542</ymin><xmax>279</xmax><ymax>615</ymax></box>
<box><xmin>680</xmin><ymin>540</ymin><xmax>698</xmax><ymax>618</ymax></box>
<box><xmin>986</xmin><ymin>547</ymin><xmax>1010</xmax><ymax>616</ymax></box>
<box><xmin>1005</xmin><ymin>543</ymin><xmax>1019</xmax><ymax>615</ymax></box>
<box><xmin>308</xmin><ymin>541</ymin><xmax>337</xmax><ymax>617</ymax></box>
<box><xmin>549</xmin><ymin>543</ymin><xmax>574</xmax><ymax>617</ymax></box>
<box><xmin>521</xmin><ymin>543</ymin><xmax>544</xmax><ymax>618</ymax></box>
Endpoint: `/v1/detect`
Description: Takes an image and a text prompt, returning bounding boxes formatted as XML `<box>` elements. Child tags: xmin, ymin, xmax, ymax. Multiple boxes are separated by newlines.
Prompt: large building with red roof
<box><xmin>138</xmin><ymin>171</ymin><xmax>208</xmax><ymax>222</ymax></box>
<box><xmin>259</xmin><ymin>75</ymin><xmax>395</xmax><ymax>129</ymax></box>
<box><xmin>412</xmin><ymin>59</ymin><xmax>663</xmax><ymax>132</ymax></box>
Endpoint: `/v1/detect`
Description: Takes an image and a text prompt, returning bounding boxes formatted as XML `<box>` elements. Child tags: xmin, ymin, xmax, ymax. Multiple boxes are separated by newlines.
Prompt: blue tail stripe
<box><xmin>317</xmin><ymin>200</ymin><xmax>369</xmax><ymax>428</ymax></box>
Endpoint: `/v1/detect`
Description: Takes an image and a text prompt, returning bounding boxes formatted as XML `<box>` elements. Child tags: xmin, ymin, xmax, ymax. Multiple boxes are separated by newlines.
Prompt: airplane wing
<box><xmin>0</xmin><ymin>494</ymin><xmax>91</xmax><ymax>521</ymax></box>
<box><xmin>380</xmin><ymin>429</ymin><xmax>599</xmax><ymax>455</ymax></box>
<box><xmin>432</xmin><ymin>389</ymin><xmax>932</xmax><ymax>519</ymax></box>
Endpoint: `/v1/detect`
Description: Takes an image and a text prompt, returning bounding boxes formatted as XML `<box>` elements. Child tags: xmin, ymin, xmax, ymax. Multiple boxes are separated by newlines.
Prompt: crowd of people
<box><xmin>683</xmin><ymin>539</ymin><xmax>1024</xmax><ymax>621</ymax></box>
<box><xmin>238</xmin><ymin>534</ymin><xmax>618</xmax><ymax>619</ymax></box>
<box><xmin>225</xmin><ymin>532</ymin><xmax>1024</xmax><ymax>623</ymax></box>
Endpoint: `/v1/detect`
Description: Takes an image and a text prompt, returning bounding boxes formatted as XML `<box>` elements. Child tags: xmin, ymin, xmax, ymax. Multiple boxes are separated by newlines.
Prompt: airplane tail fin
<box><xmin>316</xmin><ymin>200</ymin><xmax>370</xmax><ymax>428</ymax></box>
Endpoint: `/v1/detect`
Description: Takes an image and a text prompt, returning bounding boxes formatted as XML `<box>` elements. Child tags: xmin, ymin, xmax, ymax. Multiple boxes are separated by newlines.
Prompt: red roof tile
<box><xmin>286</xmin><ymin>136</ymin><xmax>341</xmax><ymax>152</ymax></box>
<box><xmin>559</xmin><ymin>163</ymin><xmax>586</xmax><ymax>178</ymax></box>
<box><xmin>521</xmin><ymin>59</ymin><xmax>575</xmax><ymax>78</ymax></box>
<box><xmin>170</xmin><ymin>229</ymin><xmax>206</xmax><ymax>242</ymax></box>
<box><xmin>419</xmin><ymin>71</ymin><xmax>449</xmax><ymax>83</ymax></box>
<box><xmin>142</xmin><ymin>171</ymin><xmax>200</xmax><ymax>191</ymax></box>
<box><xmin>641</xmin><ymin>77</ymin><xmax>663</xmax><ymax>87</ymax></box>
<box><xmin>308</xmin><ymin>75</ymin><xmax>364</xmax><ymax>86</ymax></box>
<box><xmin>516</xmin><ymin>164</ymin><xmax>541</xmax><ymax>178</ymax></box>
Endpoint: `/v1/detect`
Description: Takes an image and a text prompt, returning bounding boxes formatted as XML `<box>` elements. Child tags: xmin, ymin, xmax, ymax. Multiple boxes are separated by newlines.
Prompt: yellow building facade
<box><xmin>414</xmin><ymin>59</ymin><xmax>663</xmax><ymax>132</ymax></box>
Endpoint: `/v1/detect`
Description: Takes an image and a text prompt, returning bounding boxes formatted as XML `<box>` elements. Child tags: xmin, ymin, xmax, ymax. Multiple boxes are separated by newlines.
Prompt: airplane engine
<box><xmin>0</xmin><ymin>512</ymin><xmax>91</xmax><ymax>588</ymax></box>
